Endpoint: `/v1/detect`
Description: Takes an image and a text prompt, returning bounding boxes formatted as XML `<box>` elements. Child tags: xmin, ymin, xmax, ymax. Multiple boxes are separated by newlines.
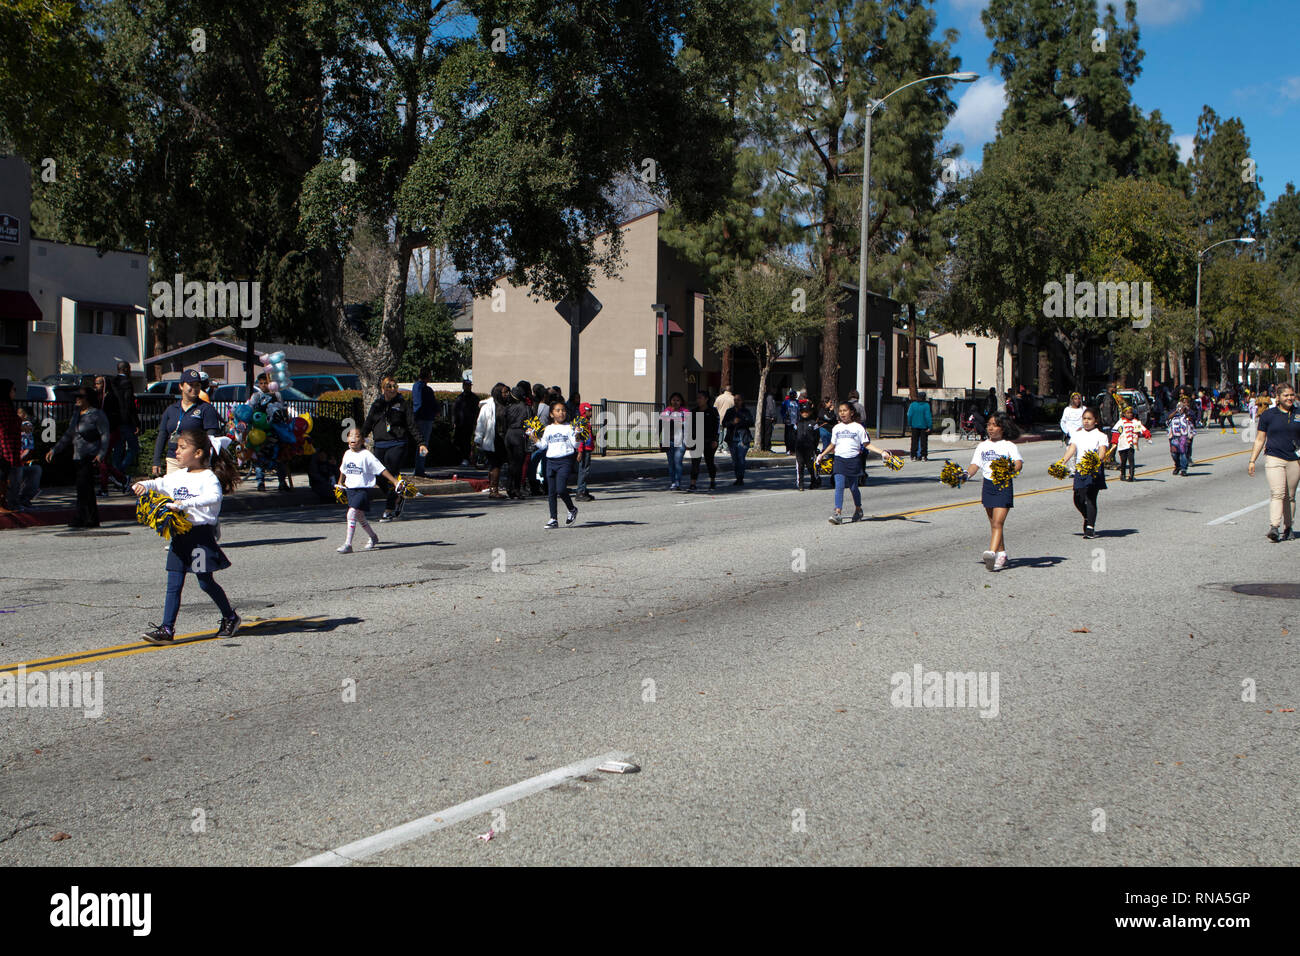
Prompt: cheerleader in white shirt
<box><xmin>336</xmin><ymin>428</ymin><xmax>401</xmax><ymax>553</ymax></box>
<box><xmin>1061</xmin><ymin>408</ymin><xmax>1113</xmax><ymax>539</ymax></box>
<box><xmin>961</xmin><ymin>413</ymin><xmax>1024</xmax><ymax>571</ymax></box>
<box><xmin>528</xmin><ymin>402</ymin><xmax>580</xmax><ymax>528</ymax></box>
<box><xmin>814</xmin><ymin>402</ymin><xmax>893</xmax><ymax>524</ymax></box>
<box><xmin>131</xmin><ymin>428</ymin><xmax>241</xmax><ymax>643</ymax></box>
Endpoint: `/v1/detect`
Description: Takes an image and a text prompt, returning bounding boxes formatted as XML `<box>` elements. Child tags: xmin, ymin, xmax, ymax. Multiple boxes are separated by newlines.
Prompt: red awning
<box><xmin>656</xmin><ymin>317</ymin><xmax>684</xmax><ymax>335</ymax></box>
<box><xmin>0</xmin><ymin>290</ymin><xmax>41</xmax><ymax>322</ymax></box>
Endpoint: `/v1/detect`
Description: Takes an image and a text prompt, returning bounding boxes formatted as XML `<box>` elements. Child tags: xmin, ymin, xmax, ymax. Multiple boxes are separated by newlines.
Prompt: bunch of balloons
<box><xmin>226</xmin><ymin>355</ymin><xmax>316</xmax><ymax>467</ymax></box>
<box><xmin>260</xmin><ymin>350</ymin><xmax>293</xmax><ymax>393</ymax></box>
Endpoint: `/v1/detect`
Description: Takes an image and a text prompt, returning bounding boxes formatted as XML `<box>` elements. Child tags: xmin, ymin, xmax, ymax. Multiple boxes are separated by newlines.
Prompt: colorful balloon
<box><xmin>251</xmin><ymin>411</ymin><xmax>268</xmax><ymax>429</ymax></box>
<box><xmin>234</xmin><ymin>404</ymin><xmax>253</xmax><ymax>423</ymax></box>
<box><xmin>247</xmin><ymin>427</ymin><xmax>267</xmax><ymax>446</ymax></box>
<box><xmin>299</xmin><ymin>412</ymin><xmax>313</xmax><ymax>435</ymax></box>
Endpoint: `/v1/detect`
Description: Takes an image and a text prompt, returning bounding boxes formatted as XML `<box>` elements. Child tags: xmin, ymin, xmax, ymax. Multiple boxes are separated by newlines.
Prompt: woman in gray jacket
<box><xmin>47</xmin><ymin>386</ymin><xmax>110</xmax><ymax>528</ymax></box>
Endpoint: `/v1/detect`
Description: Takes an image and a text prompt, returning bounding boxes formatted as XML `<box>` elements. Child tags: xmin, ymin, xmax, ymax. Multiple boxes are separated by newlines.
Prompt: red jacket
<box><xmin>0</xmin><ymin>403</ymin><xmax>21</xmax><ymax>467</ymax></box>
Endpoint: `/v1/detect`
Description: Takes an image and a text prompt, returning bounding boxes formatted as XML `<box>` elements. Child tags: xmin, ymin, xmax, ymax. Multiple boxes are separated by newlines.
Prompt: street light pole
<box><xmin>856</xmin><ymin>71</ymin><xmax>976</xmax><ymax>425</ymax></box>
<box><xmin>1193</xmin><ymin>236</ymin><xmax>1255</xmax><ymax>392</ymax></box>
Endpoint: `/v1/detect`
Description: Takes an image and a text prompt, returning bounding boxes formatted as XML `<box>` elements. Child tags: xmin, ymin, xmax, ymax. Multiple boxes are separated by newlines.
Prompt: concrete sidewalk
<box><xmin>1</xmin><ymin>432</ymin><xmax>1062</xmax><ymax>530</ymax></box>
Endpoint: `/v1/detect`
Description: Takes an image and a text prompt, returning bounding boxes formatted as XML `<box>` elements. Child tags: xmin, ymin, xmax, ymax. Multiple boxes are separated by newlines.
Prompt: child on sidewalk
<box><xmin>336</xmin><ymin>428</ymin><xmax>401</xmax><ymax>553</ymax></box>
<box><xmin>528</xmin><ymin>403</ymin><xmax>580</xmax><ymax>528</ymax></box>
<box><xmin>131</xmin><ymin>429</ymin><xmax>241</xmax><ymax>643</ymax></box>
<box><xmin>1109</xmin><ymin>405</ymin><xmax>1151</xmax><ymax>481</ymax></box>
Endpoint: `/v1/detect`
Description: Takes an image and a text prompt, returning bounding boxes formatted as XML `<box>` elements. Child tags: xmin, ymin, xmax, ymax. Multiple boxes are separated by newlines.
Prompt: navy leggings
<box><xmin>163</xmin><ymin>568</ymin><xmax>233</xmax><ymax>629</ymax></box>
<box><xmin>545</xmin><ymin>454</ymin><xmax>576</xmax><ymax>519</ymax></box>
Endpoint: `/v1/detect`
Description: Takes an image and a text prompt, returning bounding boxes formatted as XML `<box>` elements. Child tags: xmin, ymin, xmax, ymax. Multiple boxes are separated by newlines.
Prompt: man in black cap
<box><xmin>152</xmin><ymin>370</ymin><xmax>223</xmax><ymax>475</ymax></box>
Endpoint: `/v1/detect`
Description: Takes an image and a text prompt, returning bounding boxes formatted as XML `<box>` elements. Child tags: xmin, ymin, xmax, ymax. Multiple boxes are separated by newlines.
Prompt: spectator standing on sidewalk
<box><xmin>574</xmin><ymin>400</ymin><xmax>597</xmax><ymax>501</ymax></box>
<box><xmin>47</xmin><ymin>386</ymin><xmax>110</xmax><ymax>528</ymax></box>
<box><xmin>0</xmin><ymin>379</ymin><xmax>19</xmax><ymax>512</ymax></box>
<box><xmin>110</xmin><ymin>361</ymin><xmax>140</xmax><ymax>472</ymax></box>
<box><xmin>93</xmin><ymin>374</ymin><xmax>130</xmax><ymax>494</ymax></box>
<box><xmin>685</xmin><ymin>391</ymin><xmax>718</xmax><ymax>492</ymax></box>
<box><xmin>473</xmin><ymin>382</ymin><xmax>508</xmax><ymax>499</ymax></box>
<box><xmin>153</xmin><ymin>370</ymin><xmax>223</xmax><ymax>477</ymax></box>
<box><xmin>847</xmin><ymin>390</ymin><xmax>867</xmax><ymax>428</ymax></box>
<box><xmin>714</xmin><ymin>385</ymin><xmax>735</xmax><ymax>421</ymax></box>
<box><xmin>761</xmin><ymin>389</ymin><xmax>778</xmax><ymax>451</ymax></box>
<box><xmin>722</xmin><ymin>394</ymin><xmax>755</xmax><ymax>485</ymax></box>
<box><xmin>906</xmin><ymin>393</ymin><xmax>932</xmax><ymax>461</ymax></box>
<box><xmin>411</xmin><ymin>368</ymin><xmax>437</xmax><ymax>477</ymax></box>
<box><xmin>453</xmin><ymin>380</ymin><xmax>478</xmax><ymax>467</ymax></box>
<box><xmin>361</xmin><ymin>375</ymin><xmax>427</xmax><ymax>521</ymax></box>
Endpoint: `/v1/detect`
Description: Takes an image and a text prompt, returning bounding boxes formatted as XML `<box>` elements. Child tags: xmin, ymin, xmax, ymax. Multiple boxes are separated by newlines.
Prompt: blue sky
<box><xmin>938</xmin><ymin>0</ymin><xmax>1298</xmax><ymax>209</ymax></box>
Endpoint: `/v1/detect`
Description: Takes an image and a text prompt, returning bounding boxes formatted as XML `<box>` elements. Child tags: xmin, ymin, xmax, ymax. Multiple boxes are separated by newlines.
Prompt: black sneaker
<box><xmin>1283</xmin><ymin>527</ymin><xmax>1293</xmax><ymax>541</ymax></box>
<box><xmin>379</xmin><ymin>511</ymin><xmax>395</xmax><ymax>522</ymax></box>
<box><xmin>142</xmin><ymin>623</ymin><xmax>175</xmax><ymax>644</ymax></box>
<box><xmin>851</xmin><ymin>509</ymin><xmax>864</xmax><ymax>522</ymax></box>
<box><xmin>217</xmin><ymin>614</ymin><xmax>241</xmax><ymax>638</ymax></box>
<box><xmin>566</xmin><ymin>508</ymin><xmax>578</xmax><ymax>526</ymax></box>
<box><xmin>1266</xmin><ymin>526</ymin><xmax>1280</xmax><ymax>542</ymax></box>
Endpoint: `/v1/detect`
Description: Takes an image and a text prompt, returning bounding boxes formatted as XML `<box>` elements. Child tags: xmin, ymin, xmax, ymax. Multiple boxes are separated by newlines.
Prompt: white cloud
<box><xmin>1282</xmin><ymin>76</ymin><xmax>1300</xmax><ymax>100</ymax></box>
<box><xmin>1130</xmin><ymin>0</ymin><xmax>1203</xmax><ymax>26</ymax></box>
<box><xmin>946</xmin><ymin>77</ymin><xmax>1006</xmax><ymax>148</ymax></box>
<box><xmin>1173</xmin><ymin>134</ymin><xmax>1195</xmax><ymax>163</ymax></box>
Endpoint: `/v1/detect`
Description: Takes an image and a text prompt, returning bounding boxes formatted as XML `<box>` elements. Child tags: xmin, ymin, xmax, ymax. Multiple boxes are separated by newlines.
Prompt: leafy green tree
<box><xmin>710</xmin><ymin>264</ymin><xmax>829</xmax><ymax>431</ymax></box>
<box><xmin>731</xmin><ymin>0</ymin><xmax>963</xmax><ymax>404</ymax></box>
<box><xmin>1263</xmin><ymin>182</ymin><xmax>1300</xmax><ymax>285</ymax></box>
<box><xmin>368</xmin><ymin>293</ymin><xmax>469</xmax><ymax>383</ymax></box>
<box><xmin>1200</xmin><ymin>257</ymin><xmax>1288</xmax><ymax>388</ymax></box>
<box><xmin>1189</xmin><ymin>106</ymin><xmax>1265</xmax><ymax>243</ymax></box>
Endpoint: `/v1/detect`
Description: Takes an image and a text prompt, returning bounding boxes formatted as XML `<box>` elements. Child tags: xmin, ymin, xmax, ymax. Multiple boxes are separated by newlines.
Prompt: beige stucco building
<box><xmin>472</xmin><ymin>210</ymin><xmax>711</xmax><ymax>405</ymax></box>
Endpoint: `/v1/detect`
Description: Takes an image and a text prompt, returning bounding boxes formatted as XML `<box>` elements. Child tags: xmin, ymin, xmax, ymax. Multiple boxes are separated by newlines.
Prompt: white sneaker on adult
<box><xmin>982</xmin><ymin>550</ymin><xmax>996</xmax><ymax>571</ymax></box>
<box><xmin>364</xmin><ymin>537</ymin><xmax>379</xmax><ymax>550</ymax></box>
<box><xmin>993</xmin><ymin>552</ymin><xmax>1008</xmax><ymax>571</ymax></box>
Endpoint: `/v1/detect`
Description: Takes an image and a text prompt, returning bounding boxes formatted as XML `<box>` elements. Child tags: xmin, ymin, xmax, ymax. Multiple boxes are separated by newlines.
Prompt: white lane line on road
<box><xmin>293</xmin><ymin>750</ymin><xmax>632</xmax><ymax>866</ymax></box>
<box><xmin>1207</xmin><ymin>500</ymin><xmax>1270</xmax><ymax>525</ymax></box>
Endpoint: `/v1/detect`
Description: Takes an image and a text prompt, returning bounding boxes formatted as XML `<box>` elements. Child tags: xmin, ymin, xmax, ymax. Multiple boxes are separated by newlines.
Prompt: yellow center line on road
<box><xmin>872</xmin><ymin>449</ymin><xmax>1251</xmax><ymax>520</ymax></box>
<box><xmin>0</xmin><ymin>616</ymin><xmax>326</xmax><ymax>676</ymax></box>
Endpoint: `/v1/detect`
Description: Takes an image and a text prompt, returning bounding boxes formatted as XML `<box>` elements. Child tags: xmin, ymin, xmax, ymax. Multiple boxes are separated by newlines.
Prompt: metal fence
<box><xmin>27</xmin><ymin>396</ymin><xmax>358</xmax><ymax>439</ymax></box>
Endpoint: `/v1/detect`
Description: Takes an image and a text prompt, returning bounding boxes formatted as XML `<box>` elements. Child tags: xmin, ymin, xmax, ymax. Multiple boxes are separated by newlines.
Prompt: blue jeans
<box><xmin>665</xmin><ymin>445</ymin><xmax>685</xmax><ymax>485</ymax></box>
<box><xmin>545</xmin><ymin>454</ymin><xmax>576</xmax><ymax>519</ymax></box>
<box><xmin>1171</xmin><ymin>445</ymin><xmax>1190</xmax><ymax>472</ymax></box>
<box><xmin>834</xmin><ymin>473</ymin><xmax>862</xmax><ymax>511</ymax></box>
<box><xmin>112</xmin><ymin>426</ymin><xmax>139</xmax><ymax>471</ymax></box>
<box><xmin>7</xmin><ymin>463</ymin><xmax>41</xmax><ymax>507</ymax></box>
<box><xmin>255</xmin><ymin>461</ymin><xmax>286</xmax><ymax>486</ymax></box>
<box><xmin>730</xmin><ymin>440</ymin><xmax>749</xmax><ymax>479</ymax></box>
<box><xmin>163</xmin><ymin>567</ymin><xmax>233</xmax><ymax>629</ymax></box>
<box><xmin>414</xmin><ymin>420</ymin><xmax>434</xmax><ymax>474</ymax></box>
<box><xmin>575</xmin><ymin>451</ymin><xmax>591</xmax><ymax>495</ymax></box>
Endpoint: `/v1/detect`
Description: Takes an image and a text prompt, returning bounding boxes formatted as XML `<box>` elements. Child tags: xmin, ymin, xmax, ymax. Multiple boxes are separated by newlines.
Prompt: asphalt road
<box><xmin>1</xmin><ymin>428</ymin><xmax>1296</xmax><ymax>866</ymax></box>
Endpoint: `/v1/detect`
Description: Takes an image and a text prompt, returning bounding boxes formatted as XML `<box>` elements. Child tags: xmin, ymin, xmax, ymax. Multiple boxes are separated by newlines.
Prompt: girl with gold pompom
<box><xmin>131</xmin><ymin>428</ymin><xmax>242</xmax><ymax>643</ymax></box>
<box><xmin>1061</xmin><ymin>407</ymin><xmax>1113</xmax><ymax>539</ymax></box>
<box><xmin>962</xmin><ymin>412</ymin><xmax>1023</xmax><ymax>571</ymax></box>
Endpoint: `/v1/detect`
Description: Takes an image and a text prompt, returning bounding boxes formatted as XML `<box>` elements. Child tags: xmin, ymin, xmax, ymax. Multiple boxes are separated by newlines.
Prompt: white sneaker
<box><xmin>337</xmin><ymin>544</ymin><xmax>353</xmax><ymax>554</ymax></box>
<box><xmin>566</xmin><ymin>508</ymin><xmax>578</xmax><ymax>526</ymax></box>
<box><xmin>364</xmin><ymin>537</ymin><xmax>379</xmax><ymax>550</ymax></box>
<box><xmin>982</xmin><ymin>550</ymin><xmax>996</xmax><ymax>571</ymax></box>
<box><xmin>993</xmin><ymin>552</ymin><xmax>1008</xmax><ymax>571</ymax></box>
<box><xmin>544</xmin><ymin>518</ymin><xmax>558</xmax><ymax>529</ymax></box>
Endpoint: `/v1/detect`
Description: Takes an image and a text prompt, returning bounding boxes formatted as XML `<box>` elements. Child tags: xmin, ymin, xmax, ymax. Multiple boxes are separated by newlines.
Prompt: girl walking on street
<box><xmin>1167</xmin><ymin>402</ymin><xmax>1195</xmax><ymax>475</ymax></box>
<box><xmin>335</xmin><ymin>428</ymin><xmax>401</xmax><ymax>552</ymax></box>
<box><xmin>1247</xmin><ymin>384</ymin><xmax>1300</xmax><ymax>542</ymax></box>
<box><xmin>1110</xmin><ymin>405</ymin><xmax>1151</xmax><ymax>481</ymax></box>
<box><xmin>815</xmin><ymin>402</ymin><xmax>892</xmax><ymax>524</ymax></box>
<box><xmin>660</xmin><ymin>392</ymin><xmax>689</xmax><ymax>490</ymax></box>
<box><xmin>1061</xmin><ymin>408</ymin><xmax>1112</xmax><ymax>538</ymax></box>
<box><xmin>528</xmin><ymin>402</ymin><xmax>580</xmax><ymax>528</ymax></box>
<box><xmin>962</xmin><ymin>412</ymin><xmax>1023</xmax><ymax>571</ymax></box>
<box><xmin>132</xmin><ymin>430</ymin><xmax>241</xmax><ymax>643</ymax></box>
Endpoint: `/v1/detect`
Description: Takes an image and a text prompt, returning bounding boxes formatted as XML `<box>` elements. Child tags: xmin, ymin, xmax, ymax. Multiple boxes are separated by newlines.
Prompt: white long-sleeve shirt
<box><xmin>534</xmin><ymin>423</ymin><xmax>578</xmax><ymax>458</ymax></box>
<box><xmin>1059</xmin><ymin>405</ymin><xmax>1085</xmax><ymax>438</ymax></box>
<box><xmin>138</xmin><ymin>469</ymin><xmax>223</xmax><ymax>526</ymax></box>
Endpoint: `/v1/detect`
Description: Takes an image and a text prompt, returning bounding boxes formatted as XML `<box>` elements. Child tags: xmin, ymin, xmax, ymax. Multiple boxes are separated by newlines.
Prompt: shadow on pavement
<box><xmin>222</xmin><ymin>536</ymin><xmax>327</xmax><ymax>548</ymax></box>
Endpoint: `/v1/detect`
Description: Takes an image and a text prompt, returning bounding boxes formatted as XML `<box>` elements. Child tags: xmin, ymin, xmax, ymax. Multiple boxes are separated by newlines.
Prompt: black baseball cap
<box><xmin>180</xmin><ymin>369</ymin><xmax>202</xmax><ymax>384</ymax></box>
